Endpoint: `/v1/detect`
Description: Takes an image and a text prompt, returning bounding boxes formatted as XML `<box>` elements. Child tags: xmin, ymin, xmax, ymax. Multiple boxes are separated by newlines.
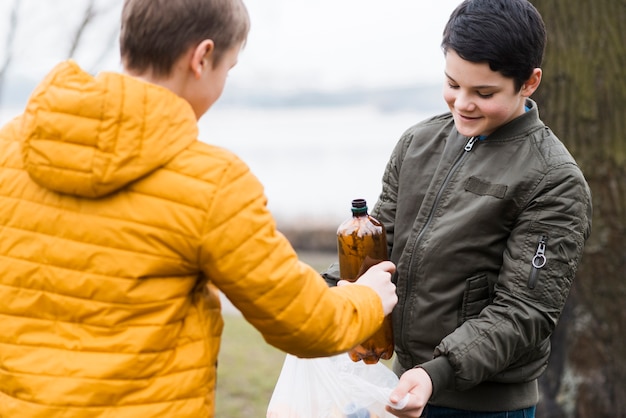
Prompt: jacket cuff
<box><xmin>419</xmin><ymin>355</ymin><xmax>455</xmax><ymax>398</ymax></box>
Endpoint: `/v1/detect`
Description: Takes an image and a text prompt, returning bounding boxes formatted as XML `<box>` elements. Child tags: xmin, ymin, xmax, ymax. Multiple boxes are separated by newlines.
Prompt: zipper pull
<box><xmin>464</xmin><ymin>136</ymin><xmax>479</xmax><ymax>151</ymax></box>
<box><xmin>528</xmin><ymin>235</ymin><xmax>547</xmax><ymax>289</ymax></box>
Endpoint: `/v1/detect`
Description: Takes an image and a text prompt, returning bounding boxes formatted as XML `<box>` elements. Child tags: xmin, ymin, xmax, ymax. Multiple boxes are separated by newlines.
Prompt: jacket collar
<box><xmin>482</xmin><ymin>99</ymin><xmax>543</xmax><ymax>142</ymax></box>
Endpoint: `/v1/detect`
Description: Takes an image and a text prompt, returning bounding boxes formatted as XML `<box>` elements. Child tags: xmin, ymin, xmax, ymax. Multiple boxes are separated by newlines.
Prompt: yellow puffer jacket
<box><xmin>0</xmin><ymin>61</ymin><xmax>384</xmax><ymax>417</ymax></box>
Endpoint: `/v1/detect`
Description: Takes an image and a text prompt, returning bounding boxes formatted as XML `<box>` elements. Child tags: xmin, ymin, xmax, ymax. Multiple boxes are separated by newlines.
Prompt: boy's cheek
<box><xmin>442</xmin><ymin>89</ymin><xmax>455</xmax><ymax>109</ymax></box>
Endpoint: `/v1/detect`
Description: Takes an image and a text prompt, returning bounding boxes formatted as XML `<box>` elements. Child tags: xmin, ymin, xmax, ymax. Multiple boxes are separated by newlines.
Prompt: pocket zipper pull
<box><xmin>528</xmin><ymin>236</ymin><xmax>547</xmax><ymax>289</ymax></box>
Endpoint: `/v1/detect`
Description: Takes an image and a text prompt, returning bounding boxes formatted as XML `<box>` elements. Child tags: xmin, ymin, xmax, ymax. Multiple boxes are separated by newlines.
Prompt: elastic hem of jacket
<box><xmin>418</xmin><ymin>356</ymin><xmax>454</xmax><ymax>399</ymax></box>
<box><xmin>430</xmin><ymin>379</ymin><xmax>538</xmax><ymax>412</ymax></box>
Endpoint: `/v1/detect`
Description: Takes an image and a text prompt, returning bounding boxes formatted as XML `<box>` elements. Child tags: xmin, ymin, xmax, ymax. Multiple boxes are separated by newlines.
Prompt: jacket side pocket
<box><xmin>459</xmin><ymin>273</ymin><xmax>493</xmax><ymax>325</ymax></box>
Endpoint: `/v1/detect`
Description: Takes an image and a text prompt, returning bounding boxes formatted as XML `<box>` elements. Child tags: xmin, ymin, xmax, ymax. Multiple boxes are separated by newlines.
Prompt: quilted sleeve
<box><xmin>199</xmin><ymin>156</ymin><xmax>385</xmax><ymax>357</ymax></box>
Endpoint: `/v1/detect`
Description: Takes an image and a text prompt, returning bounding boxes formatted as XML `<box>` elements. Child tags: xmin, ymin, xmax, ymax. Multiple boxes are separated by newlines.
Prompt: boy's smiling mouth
<box><xmin>458</xmin><ymin>113</ymin><xmax>482</xmax><ymax>121</ymax></box>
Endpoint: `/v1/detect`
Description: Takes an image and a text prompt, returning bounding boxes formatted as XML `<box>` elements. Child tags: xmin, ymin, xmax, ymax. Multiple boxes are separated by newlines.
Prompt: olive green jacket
<box><xmin>325</xmin><ymin>99</ymin><xmax>592</xmax><ymax>411</ymax></box>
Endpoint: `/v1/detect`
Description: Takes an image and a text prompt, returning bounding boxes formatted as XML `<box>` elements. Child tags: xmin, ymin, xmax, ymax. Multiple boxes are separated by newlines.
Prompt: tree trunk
<box><xmin>531</xmin><ymin>1</ymin><xmax>626</xmax><ymax>417</ymax></box>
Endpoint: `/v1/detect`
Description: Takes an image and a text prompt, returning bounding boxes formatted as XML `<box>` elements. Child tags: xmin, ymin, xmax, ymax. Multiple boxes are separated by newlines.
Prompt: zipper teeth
<box><xmin>400</xmin><ymin>136</ymin><xmax>478</xmax><ymax>359</ymax></box>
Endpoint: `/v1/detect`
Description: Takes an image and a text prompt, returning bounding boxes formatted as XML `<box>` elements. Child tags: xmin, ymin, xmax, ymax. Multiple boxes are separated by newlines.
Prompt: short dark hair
<box><xmin>120</xmin><ymin>0</ymin><xmax>250</xmax><ymax>77</ymax></box>
<box><xmin>441</xmin><ymin>0</ymin><xmax>546</xmax><ymax>91</ymax></box>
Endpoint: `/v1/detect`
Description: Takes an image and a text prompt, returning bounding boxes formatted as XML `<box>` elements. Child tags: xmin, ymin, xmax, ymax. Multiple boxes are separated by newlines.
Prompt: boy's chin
<box><xmin>453</xmin><ymin>117</ymin><xmax>484</xmax><ymax>138</ymax></box>
<box><xmin>455</xmin><ymin>127</ymin><xmax>482</xmax><ymax>138</ymax></box>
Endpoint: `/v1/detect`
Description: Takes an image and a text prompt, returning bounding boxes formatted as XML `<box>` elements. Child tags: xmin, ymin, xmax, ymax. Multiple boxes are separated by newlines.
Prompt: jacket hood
<box><xmin>20</xmin><ymin>60</ymin><xmax>198</xmax><ymax>198</ymax></box>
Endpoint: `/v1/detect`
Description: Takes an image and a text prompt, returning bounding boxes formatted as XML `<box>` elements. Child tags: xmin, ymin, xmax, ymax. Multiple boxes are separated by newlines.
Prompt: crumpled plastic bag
<box><xmin>267</xmin><ymin>353</ymin><xmax>408</xmax><ymax>418</ymax></box>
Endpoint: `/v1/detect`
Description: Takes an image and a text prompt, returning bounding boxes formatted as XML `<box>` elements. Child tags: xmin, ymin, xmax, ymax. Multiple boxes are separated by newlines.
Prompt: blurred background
<box><xmin>0</xmin><ymin>0</ymin><xmax>456</xmax><ymax>226</ymax></box>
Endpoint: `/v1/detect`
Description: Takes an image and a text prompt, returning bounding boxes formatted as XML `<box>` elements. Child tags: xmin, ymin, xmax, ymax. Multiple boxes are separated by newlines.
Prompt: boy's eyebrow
<box><xmin>445</xmin><ymin>71</ymin><xmax>499</xmax><ymax>89</ymax></box>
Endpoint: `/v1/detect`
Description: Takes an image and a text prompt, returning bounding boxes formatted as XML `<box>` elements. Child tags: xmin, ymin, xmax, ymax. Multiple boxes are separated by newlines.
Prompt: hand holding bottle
<box><xmin>336</xmin><ymin>198</ymin><xmax>396</xmax><ymax>363</ymax></box>
<box><xmin>339</xmin><ymin>260</ymin><xmax>397</xmax><ymax>316</ymax></box>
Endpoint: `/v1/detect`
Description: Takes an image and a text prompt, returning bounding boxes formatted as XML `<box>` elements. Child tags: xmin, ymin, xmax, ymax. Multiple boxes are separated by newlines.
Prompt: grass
<box><xmin>215</xmin><ymin>314</ymin><xmax>286</xmax><ymax>417</ymax></box>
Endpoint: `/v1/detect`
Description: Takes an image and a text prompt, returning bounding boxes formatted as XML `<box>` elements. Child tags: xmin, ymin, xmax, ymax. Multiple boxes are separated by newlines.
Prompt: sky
<box><xmin>0</xmin><ymin>0</ymin><xmax>462</xmax><ymax>97</ymax></box>
<box><xmin>235</xmin><ymin>0</ymin><xmax>462</xmax><ymax>90</ymax></box>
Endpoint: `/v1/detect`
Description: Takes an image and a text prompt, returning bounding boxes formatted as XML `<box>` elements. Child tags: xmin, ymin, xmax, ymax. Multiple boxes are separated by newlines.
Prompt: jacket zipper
<box><xmin>464</xmin><ymin>136</ymin><xmax>479</xmax><ymax>151</ymax></box>
<box><xmin>528</xmin><ymin>235</ymin><xmax>547</xmax><ymax>289</ymax></box>
<box><xmin>401</xmin><ymin>136</ymin><xmax>479</xmax><ymax>362</ymax></box>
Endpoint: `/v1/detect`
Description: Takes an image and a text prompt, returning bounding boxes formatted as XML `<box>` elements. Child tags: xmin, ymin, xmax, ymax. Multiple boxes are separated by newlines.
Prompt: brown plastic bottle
<box><xmin>337</xmin><ymin>198</ymin><xmax>394</xmax><ymax>364</ymax></box>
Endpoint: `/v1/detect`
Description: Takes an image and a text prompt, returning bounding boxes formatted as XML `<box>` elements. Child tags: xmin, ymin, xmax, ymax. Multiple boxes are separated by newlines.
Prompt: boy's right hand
<box><xmin>338</xmin><ymin>261</ymin><xmax>397</xmax><ymax>315</ymax></box>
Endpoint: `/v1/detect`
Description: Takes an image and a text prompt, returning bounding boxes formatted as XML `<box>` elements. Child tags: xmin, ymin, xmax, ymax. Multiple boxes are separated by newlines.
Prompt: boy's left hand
<box><xmin>386</xmin><ymin>367</ymin><xmax>433</xmax><ymax>417</ymax></box>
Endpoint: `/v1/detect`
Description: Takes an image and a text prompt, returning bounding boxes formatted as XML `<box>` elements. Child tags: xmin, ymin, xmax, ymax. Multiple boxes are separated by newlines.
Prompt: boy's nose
<box><xmin>454</xmin><ymin>91</ymin><xmax>475</xmax><ymax>112</ymax></box>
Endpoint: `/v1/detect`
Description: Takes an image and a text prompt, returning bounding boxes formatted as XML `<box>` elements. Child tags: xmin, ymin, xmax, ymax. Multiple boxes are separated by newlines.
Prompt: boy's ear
<box><xmin>190</xmin><ymin>39</ymin><xmax>215</xmax><ymax>78</ymax></box>
<box><xmin>521</xmin><ymin>68</ymin><xmax>542</xmax><ymax>97</ymax></box>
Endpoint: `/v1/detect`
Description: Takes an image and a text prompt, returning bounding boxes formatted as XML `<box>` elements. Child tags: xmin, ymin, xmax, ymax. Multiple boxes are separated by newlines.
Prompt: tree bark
<box><xmin>531</xmin><ymin>1</ymin><xmax>626</xmax><ymax>417</ymax></box>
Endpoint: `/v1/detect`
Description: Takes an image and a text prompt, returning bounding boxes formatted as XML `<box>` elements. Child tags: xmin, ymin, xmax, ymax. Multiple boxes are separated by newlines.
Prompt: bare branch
<box><xmin>0</xmin><ymin>0</ymin><xmax>21</xmax><ymax>108</ymax></box>
<box><xmin>66</xmin><ymin>0</ymin><xmax>98</xmax><ymax>59</ymax></box>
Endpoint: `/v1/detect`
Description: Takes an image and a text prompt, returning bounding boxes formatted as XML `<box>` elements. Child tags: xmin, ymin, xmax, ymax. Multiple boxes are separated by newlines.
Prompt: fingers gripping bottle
<box><xmin>337</xmin><ymin>199</ymin><xmax>394</xmax><ymax>364</ymax></box>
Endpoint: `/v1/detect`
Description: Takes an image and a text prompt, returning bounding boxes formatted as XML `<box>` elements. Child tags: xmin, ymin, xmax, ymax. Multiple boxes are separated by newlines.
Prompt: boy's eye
<box><xmin>447</xmin><ymin>81</ymin><xmax>494</xmax><ymax>98</ymax></box>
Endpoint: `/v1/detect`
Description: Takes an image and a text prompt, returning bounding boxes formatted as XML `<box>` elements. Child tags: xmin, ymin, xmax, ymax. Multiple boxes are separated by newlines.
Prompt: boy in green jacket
<box><xmin>383</xmin><ymin>0</ymin><xmax>593</xmax><ymax>416</ymax></box>
<box><xmin>325</xmin><ymin>1</ymin><xmax>592</xmax><ymax>417</ymax></box>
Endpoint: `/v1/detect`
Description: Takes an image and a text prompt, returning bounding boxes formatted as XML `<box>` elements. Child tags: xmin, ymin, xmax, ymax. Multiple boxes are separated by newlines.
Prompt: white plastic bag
<box><xmin>267</xmin><ymin>353</ymin><xmax>406</xmax><ymax>418</ymax></box>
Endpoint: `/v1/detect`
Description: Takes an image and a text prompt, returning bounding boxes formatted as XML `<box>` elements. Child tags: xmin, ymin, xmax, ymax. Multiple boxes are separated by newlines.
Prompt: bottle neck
<box><xmin>352</xmin><ymin>208</ymin><xmax>368</xmax><ymax>217</ymax></box>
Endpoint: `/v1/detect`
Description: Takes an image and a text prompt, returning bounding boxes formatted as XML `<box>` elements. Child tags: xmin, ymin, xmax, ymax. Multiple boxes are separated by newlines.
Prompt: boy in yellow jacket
<box><xmin>0</xmin><ymin>0</ymin><xmax>397</xmax><ymax>416</ymax></box>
